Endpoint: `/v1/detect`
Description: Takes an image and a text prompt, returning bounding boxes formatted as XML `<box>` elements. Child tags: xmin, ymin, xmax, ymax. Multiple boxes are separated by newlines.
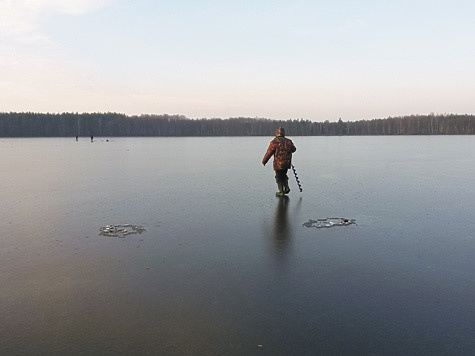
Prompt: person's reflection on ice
<box><xmin>272</xmin><ymin>196</ymin><xmax>291</xmax><ymax>255</ymax></box>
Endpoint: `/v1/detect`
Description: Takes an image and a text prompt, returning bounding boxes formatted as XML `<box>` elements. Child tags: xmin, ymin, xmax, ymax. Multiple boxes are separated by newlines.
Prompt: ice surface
<box><xmin>1</xmin><ymin>136</ymin><xmax>474</xmax><ymax>355</ymax></box>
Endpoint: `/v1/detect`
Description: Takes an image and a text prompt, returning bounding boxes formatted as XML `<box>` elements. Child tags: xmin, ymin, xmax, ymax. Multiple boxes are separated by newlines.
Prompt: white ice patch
<box><xmin>99</xmin><ymin>224</ymin><xmax>146</xmax><ymax>238</ymax></box>
<box><xmin>303</xmin><ymin>218</ymin><xmax>356</xmax><ymax>228</ymax></box>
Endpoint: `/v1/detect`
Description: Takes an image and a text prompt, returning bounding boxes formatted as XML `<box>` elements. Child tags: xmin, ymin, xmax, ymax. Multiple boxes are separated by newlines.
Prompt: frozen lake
<box><xmin>1</xmin><ymin>136</ymin><xmax>474</xmax><ymax>355</ymax></box>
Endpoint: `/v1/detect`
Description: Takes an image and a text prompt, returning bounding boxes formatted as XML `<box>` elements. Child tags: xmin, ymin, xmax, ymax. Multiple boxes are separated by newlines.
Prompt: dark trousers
<box><xmin>275</xmin><ymin>169</ymin><xmax>288</xmax><ymax>184</ymax></box>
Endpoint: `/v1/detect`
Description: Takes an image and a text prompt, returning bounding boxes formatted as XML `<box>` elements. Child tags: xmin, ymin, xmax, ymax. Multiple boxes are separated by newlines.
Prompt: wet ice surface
<box><xmin>1</xmin><ymin>136</ymin><xmax>475</xmax><ymax>355</ymax></box>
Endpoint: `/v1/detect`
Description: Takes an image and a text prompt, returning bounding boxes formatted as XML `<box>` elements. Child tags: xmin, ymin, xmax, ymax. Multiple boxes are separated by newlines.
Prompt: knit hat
<box><xmin>275</xmin><ymin>127</ymin><xmax>285</xmax><ymax>137</ymax></box>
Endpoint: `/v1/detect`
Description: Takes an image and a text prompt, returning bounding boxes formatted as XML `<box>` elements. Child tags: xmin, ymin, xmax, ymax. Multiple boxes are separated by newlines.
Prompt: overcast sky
<box><xmin>1</xmin><ymin>0</ymin><xmax>474</xmax><ymax>121</ymax></box>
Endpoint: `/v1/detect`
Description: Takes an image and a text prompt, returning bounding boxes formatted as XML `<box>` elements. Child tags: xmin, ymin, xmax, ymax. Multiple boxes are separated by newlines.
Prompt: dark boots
<box><xmin>275</xmin><ymin>170</ymin><xmax>290</xmax><ymax>196</ymax></box>
<box><xmin>283</xmin><ymin>177</ymin><xmax>290</xmax><ymax>194</ymax></box>
<box><xmin>275</xmin><ymin>178</ymin><xmax>290</xmax><ymax>196</ymax></box>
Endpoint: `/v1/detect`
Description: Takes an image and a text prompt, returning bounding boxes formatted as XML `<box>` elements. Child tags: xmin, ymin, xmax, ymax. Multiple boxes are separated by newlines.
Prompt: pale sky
<box><xmin>1</xmin><ymin>0</ymin><xmax>474</xmax><ymax>121</ymax></box>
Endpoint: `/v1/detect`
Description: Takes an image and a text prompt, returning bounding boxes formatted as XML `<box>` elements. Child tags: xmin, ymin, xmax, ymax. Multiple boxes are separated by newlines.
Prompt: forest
<box><xmin>0</xmin><ymin>112</ymin><xmax>474</xmax><ymax>137</ymax></box>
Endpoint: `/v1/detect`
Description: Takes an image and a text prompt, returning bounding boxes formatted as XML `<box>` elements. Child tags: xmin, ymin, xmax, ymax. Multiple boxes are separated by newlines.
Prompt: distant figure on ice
<box><xmin>90</xmin><ymin>135</ymin><xmax>93</xmax><ymax>142</ymax></box>
<box><xmin>262</xmin><ymin>127</ymin><xmax>297</xmax><ymax>196</ymax></box>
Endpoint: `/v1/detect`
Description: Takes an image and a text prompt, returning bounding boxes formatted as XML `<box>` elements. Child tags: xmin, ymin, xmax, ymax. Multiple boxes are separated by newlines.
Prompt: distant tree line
<box><xmin>0</xmin><ymin>112</ymin><xmax>474</xmax><ymax>137</ymax></box>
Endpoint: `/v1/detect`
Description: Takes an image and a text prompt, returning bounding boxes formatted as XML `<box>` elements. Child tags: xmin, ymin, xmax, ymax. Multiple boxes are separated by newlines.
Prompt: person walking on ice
<box><xmin>262</xmin><ymin>127</ymin><xmax>297</xmax><ymax>196</ymax></box>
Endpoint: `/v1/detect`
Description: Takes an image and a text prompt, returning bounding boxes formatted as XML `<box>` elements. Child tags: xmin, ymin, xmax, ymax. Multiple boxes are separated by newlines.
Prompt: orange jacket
<box><xmin>262</xmin><ymin>136</ymin><xmax>296</xmax><ymax>170</ymax></box>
